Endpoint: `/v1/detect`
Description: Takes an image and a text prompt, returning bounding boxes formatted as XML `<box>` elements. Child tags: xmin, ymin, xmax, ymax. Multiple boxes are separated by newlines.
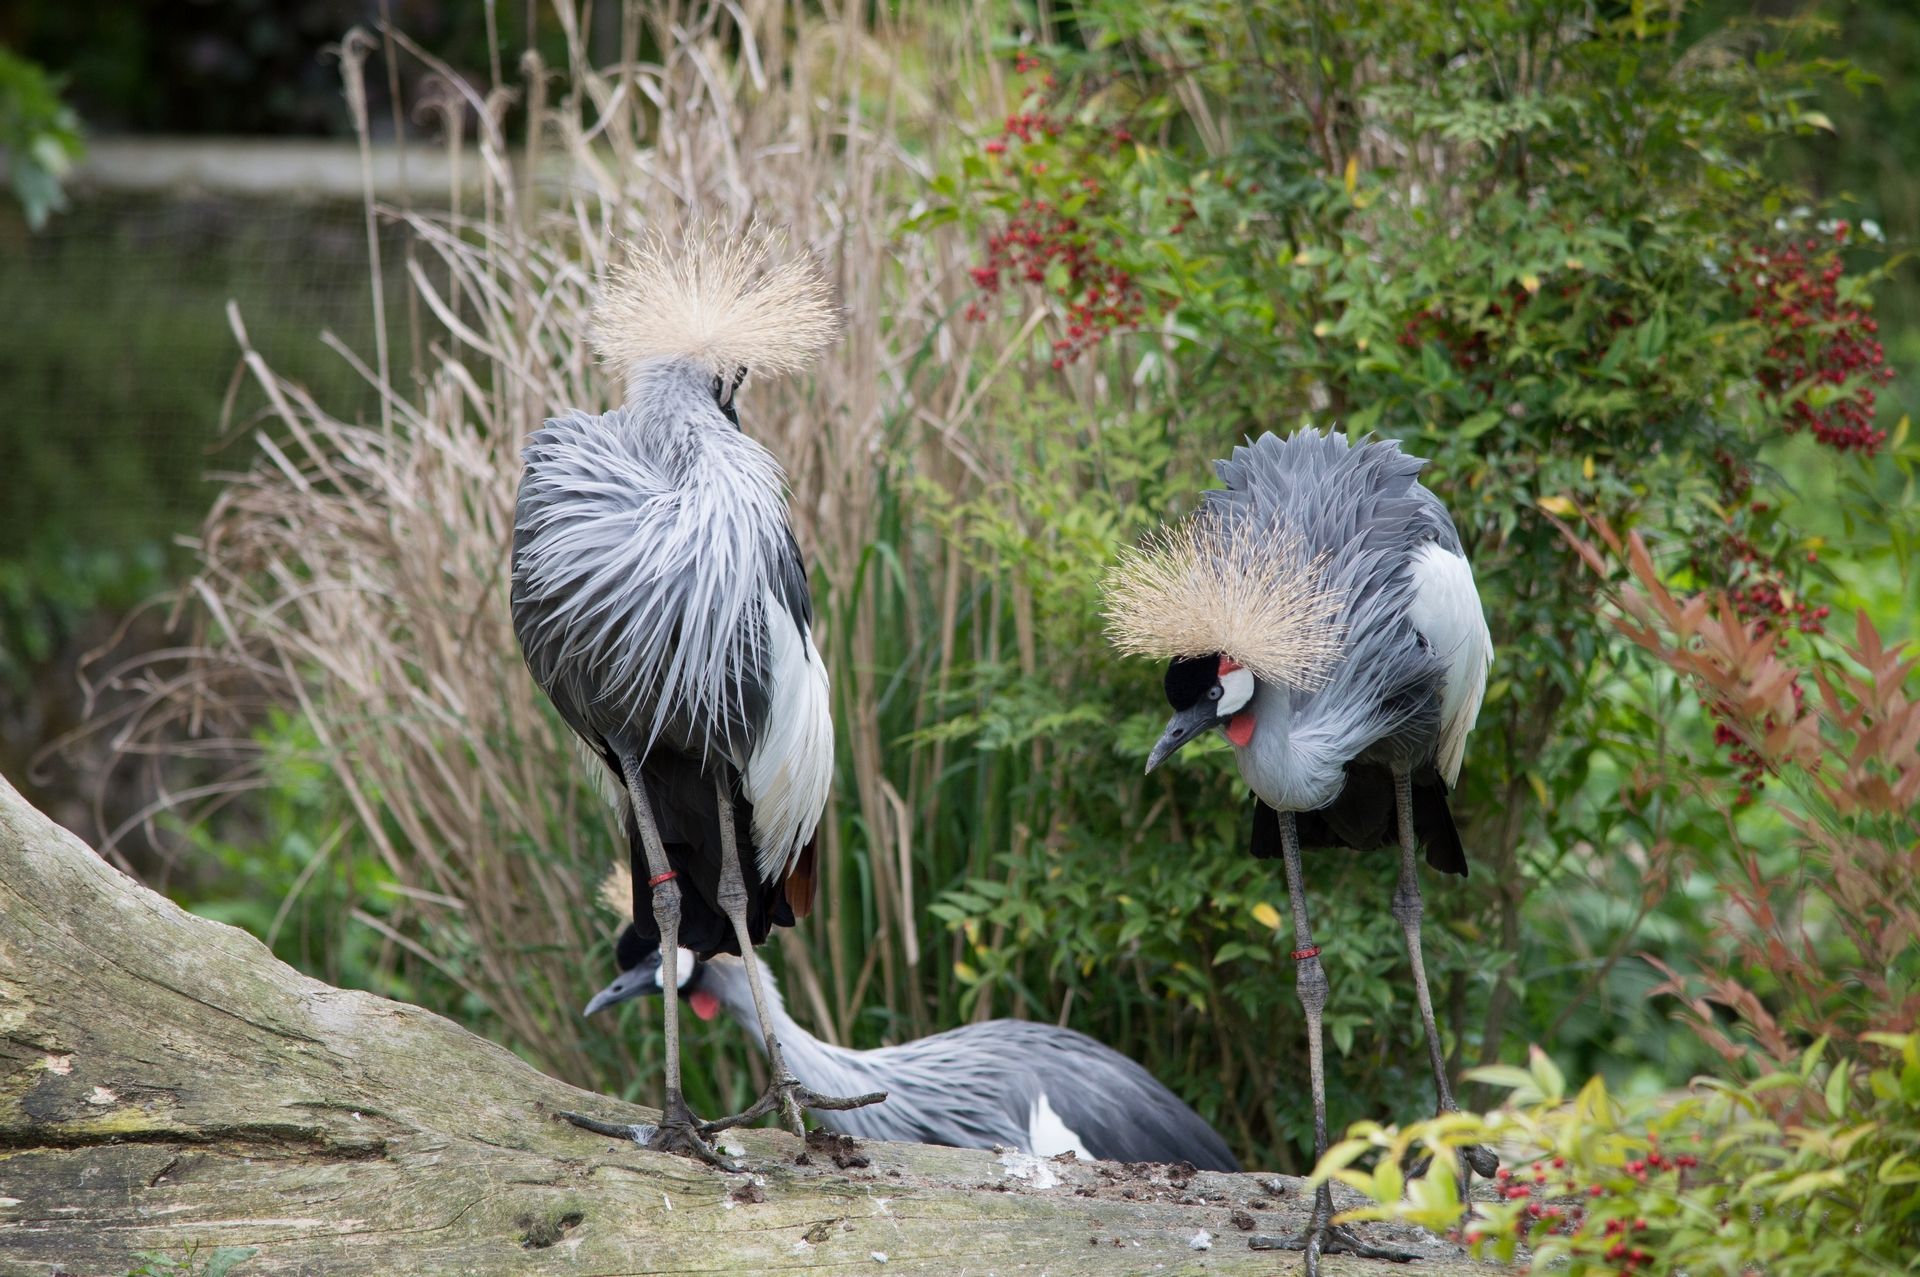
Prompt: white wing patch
<box><xmin>1406</xmin><ymin>542</ymin><xmax>1492</xmax><ymax>786</ymax></box>
<box><xmin>1027</xmin><ymin>1091</ymin><xmax>1093</xmax><ymax>1160</ymax></box>
<box><xmin>742</xmin><ymin>587</ymin><xmax>833</xmax><ymax>880</ymax></box>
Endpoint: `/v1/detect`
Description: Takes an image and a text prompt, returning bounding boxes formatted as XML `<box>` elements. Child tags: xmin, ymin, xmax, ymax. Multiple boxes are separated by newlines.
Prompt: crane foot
<box><xmin>1249</xmin><ymin>1222</ymin><xmax>1417</xmax><ymax>1264</ymax></box>
<box><xmin>558</xmin><ymin>1105</ymin><xmax>739</xmax><ymax>1172</ymax></box>
<box><xmin>700</xmin><ymin>1074</ymin><xmax>887</xmax><ymax>1137</ymax></box>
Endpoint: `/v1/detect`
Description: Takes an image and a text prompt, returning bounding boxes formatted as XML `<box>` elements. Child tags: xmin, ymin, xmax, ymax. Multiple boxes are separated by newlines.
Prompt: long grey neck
<box><xmin>700</xmin><ymin>958</ymin><xmax>890</xmax><ymax>1123</ymax></box>
<box><xmin>1237</xmin><ymin>681</ymin><xmax>1341</xmax><ymax>812</ymax></box>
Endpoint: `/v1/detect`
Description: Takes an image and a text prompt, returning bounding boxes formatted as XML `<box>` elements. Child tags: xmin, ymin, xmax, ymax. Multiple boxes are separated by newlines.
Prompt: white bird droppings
<box><xmin>1189</xmin><ymin>1230</ymin><xmax>1213</xmax><ymax>1251</ymax></box>
<box><xmin>997</xmin><ymin>1150</ymin><xmax>1060</xmax><ymax>1190</ymax></box>
<box><xmin>870</xmin><ymin>1252</ymin><xmax>889</xmax><ymax>1264</ymax></box>
<box><xmin>84</xmin><ymin>1086</ymin><xmax>117</xmax><ymax>1106</ymax></box>
<box><xmin>42</xmin><ymin>1055</ymin><xmax>72</xmax><ymax>1075</ymax></box>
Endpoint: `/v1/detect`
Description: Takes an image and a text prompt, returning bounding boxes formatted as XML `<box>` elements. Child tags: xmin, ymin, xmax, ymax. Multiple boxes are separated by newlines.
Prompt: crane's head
<box><xmin>1103</xmin><ymin>507</ymin><xmax>1349</xmax><ymax>774</ymax></box>
<box><xmin>1146</xmin><ymin>653</ymin><xmax>1257</xmax><ymax>772</ymax></box>
<box><xmin>593</xmin><ymin>221</ymin><xmax>838</xmax><ymax>410</ymax></box>
<box><xmin>583</xmin><ymin>923</ymin><xmax>723</xmax><ymax>1023</ymax></box>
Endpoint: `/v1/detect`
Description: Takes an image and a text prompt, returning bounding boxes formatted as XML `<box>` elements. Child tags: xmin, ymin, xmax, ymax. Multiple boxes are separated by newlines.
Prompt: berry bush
<box><xmin>927</xmin><ymin>0</ymin><xmax>1910</xmax><ymax>1170</ymax></box>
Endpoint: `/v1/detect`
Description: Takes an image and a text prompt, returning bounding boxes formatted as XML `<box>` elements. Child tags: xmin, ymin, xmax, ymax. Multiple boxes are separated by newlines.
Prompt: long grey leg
<box><xmin>699</xmin><ymin>778</ymin><xmax>884</xmax><ymax>1138</ymax></box>
<box><xmin>1393</xmin><ymin>768</ymin><xmax>1497</xmax><ymax>1192</ymax></box>
<box><xmin>1258</xmin><ymin>811</ymin><xmax>1416</xmax><ymax>1272</ymax></box>
<box><xmin>575</xmin><ymin>755</ymin><xmax>727</xmax><ymax>1167</ymax></box>
<box><xmin>1283</xmin><ymin>809</ymin><xmax>1335</xmax><ymax>1277</ymax></box>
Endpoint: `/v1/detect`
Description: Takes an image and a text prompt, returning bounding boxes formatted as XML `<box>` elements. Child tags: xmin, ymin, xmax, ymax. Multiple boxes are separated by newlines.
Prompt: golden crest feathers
<box><xmin>598</xmin><ymin>863</ymin><xmax>634</xmax><ymax>922</ymax></box>
<box><xmin>593</xmin><ymin>221</ymin><xmax>839</xmax><ymax>378</ymax></box>
<box><xmin>1103</xmin><ymin>511</ymin><xmax>1348</xmax><ymax>692</ymax></box>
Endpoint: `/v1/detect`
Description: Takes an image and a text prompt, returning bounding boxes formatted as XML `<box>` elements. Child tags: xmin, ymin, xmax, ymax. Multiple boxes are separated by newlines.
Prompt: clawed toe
<box><xmin>792</xmin><ymin>1083</ymin><xmax>886</xmax><ymax>1112</ymax></box>
<box><xmin>701</xmin><ymin>1075</ymin><xmax>886</xmax><ymax>1137</ymax></box>
<box><xmin>1252</xmin><ymin>1223</ymin><xmax>1417</xmax><ymax>1263</ymax></box>
<box><xmin>559</xmin><ymin>1107</ymin><xmax>738</xmax><ymax>1171</ymax></box>
<box><xmin>643</xmin><ymin>1116</ymin><xmax>736</xmax><ymax>1169</ymax></box>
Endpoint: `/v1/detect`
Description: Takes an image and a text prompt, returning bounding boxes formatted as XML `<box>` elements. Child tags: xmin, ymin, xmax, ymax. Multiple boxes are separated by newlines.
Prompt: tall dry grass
<box><xmin>83</xmin><ymin>0</ymin><xmax>1087</xmax><ymax>1098</ymax></box>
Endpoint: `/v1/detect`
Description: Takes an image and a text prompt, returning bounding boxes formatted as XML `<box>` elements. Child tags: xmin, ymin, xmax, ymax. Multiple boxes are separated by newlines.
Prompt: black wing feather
<box><xmin>1248</xmin><ymin>765</ymin><xmax>1468</xmax><ymax>877</ymax></box>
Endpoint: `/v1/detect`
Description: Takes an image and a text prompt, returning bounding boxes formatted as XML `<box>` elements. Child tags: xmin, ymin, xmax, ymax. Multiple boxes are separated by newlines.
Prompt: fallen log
<box><xmin>0</xmin><ymin>772</ymin><xmax>1480</xmax><ymax>1275</ymax></box>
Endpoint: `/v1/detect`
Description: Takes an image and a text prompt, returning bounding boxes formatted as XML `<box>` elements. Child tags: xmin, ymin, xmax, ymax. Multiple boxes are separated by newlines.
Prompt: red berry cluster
<box><xmin>1458</xmin><ymin>1143</ymin><xmax>1700</xmax><ymax>1276</ymax></box>
<box><xmin>965</xmin><ymin>52</ymin><xmax>1147</xmax><ymax>367</ymax></box>
<box><xmin>1707</xmin><ymin>676</ymin><xmax>1807</xmax><ymax>802</ymax></box>
<box><xmin>984</xmin><ymin>109</ymin><xmax>1060</xmax><ymax>156</ymax></box>
<box><xmin>1719</xmin><ymin>532</ymin><xmax>1829</xmax><ymax>636</ymax></box>
<box><xmin>1726</xmin><ymin>223</ymin><xmax>1894</xmax><ymax>454</ymax></box>
<box><xmin>966</xmin><ymin>200</ymin><xmax>1145</xmax><ymax>367</ymax></box>
<box><xmin>1688</xmin><ymin>224</ymin><xmax>1890</xmax><ymax>795</ymax></box>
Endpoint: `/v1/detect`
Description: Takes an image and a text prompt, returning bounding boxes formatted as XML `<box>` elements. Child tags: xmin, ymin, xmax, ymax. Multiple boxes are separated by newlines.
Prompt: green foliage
<box><xmin>1328</xmin><ymin>1034</ymin><xmax>1920</xmax><ymax>1275</ymax></box>
<box><xmin>915</xmin><ymin>0</ymin><xmax>1908</xmax><ymax>1166</ymax></box>
<box><xmin>125</xmin><ymin>1245</ymin><xmax>257</xmax><ymax>1277</ymax></box>
<box><xmin>0</xmin><ymin>48</ymin><xmax>82</xmax><ymax>229</ymax></box>
<box><xmin>72</xmin><ymin>0</ymin><xmax>1916</xmax><ymax>1185</ymax></box>
<box><xmin>1318</xmin><ymin>515</ymin><xmax>1920</xmax><ymax>1271</ymax></box>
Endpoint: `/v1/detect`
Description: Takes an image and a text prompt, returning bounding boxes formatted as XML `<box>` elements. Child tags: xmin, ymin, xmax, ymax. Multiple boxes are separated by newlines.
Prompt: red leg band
<box><xmin>1290</xmin><ymin>945</ymin><xmax>1322</xmax><ymax>962</ymax></box>
<box><xmin>647</xmin><ymin>870</ymin><xmax>677</xmax><ymax>888</ymax></box>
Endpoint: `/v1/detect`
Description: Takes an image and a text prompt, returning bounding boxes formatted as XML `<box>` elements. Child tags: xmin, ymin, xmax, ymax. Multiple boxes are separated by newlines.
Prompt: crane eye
<box><xmin>1207</xmin><ymin>685</ymin><xmax>1222</xmax><ymax>701</ymax></box>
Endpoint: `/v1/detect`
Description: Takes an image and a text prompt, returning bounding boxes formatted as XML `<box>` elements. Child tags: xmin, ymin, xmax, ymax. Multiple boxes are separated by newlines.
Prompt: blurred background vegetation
<box><xmin>2</xmin><ymin>6</ymin><xmax>1916</xmax><ymax>1263</ymax></box>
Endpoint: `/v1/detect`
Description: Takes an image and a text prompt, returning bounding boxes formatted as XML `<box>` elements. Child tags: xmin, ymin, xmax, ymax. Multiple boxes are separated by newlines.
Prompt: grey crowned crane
<box><xmin>1105</xmin><ymin>429</ymin><xmax>1495</xmax><ymax>1272</ymax></box>
<box><xmin>511</xmin><ymin>226</ymin><xmax>880</xmax><ymax>1164</ymax></box>
<box><xmin>584</xmin><ymin>870</ymin><xmax>1240</xmax><ymax>1172</ymax></box>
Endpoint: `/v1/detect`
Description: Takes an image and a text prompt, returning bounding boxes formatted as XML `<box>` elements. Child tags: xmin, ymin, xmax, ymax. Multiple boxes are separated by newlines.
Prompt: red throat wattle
<box><xmin>1225</xmin><ymin>712</ymin><xmax>1255</xmax><ymax>747</ymax></box>
<box><xmin>689</xmin><ymin>990</ymin><xmax>720</xmax><ymax>1021</ymax></box>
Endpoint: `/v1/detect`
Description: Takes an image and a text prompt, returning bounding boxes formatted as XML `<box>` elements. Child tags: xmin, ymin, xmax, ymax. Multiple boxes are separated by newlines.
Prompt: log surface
<box><xmin>0</xmin><ymin>772</ymin><xmax>1483</xmax><ymax>1276</ymax></box>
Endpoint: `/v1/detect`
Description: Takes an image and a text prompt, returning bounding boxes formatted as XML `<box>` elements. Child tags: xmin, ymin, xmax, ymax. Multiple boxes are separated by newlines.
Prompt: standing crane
<box><xmin>1105</xmin><ymin>428</ymin><xmax>1496</xmax><ymax>1272</ymax></box>
<box><xmin>584</xmin><ymin>868</ymin><xmax>1240</xmax><ymax>1171</ymax></box>
<box><xmin>512</xmin><ymin>225</ymin><xmax>880</xmax><ymax>1164</ymax></box>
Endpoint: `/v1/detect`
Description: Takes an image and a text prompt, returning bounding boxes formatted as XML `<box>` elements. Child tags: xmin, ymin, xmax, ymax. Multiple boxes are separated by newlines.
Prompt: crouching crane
<box><xmin>512</xmin><ymin>225</ymin><xmax>881</xmax><ymax>1163</ymax></box>
<box><xmin>1106</xmin><ymin>429</ymin><xmax>1496</xmax><ymax>1273</ymax></box>
<box><xmin>585</xmin><ymin>868</ymin><xmax>1240</xmax><ymax>1171</ymax></box>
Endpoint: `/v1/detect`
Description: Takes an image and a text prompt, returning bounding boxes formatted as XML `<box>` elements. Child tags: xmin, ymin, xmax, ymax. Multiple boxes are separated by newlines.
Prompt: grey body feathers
<box><xmin>700</xmin><ymin>956</ymin><xmax>1239</xmax><ymax>1172</ymax></box>
<box><xmin>512</xmin><ymin>356</ymin><xmax>830</xmax><ymax>952</ymax></box>
<box><xmin>1212</xmin><ymin>431</ymin><xmax>1488</xmax><ymax>873</ymax></box>
<box><xmin>514</xmin><ymin>360</ymin><xmax>804</xmax><ymax>769</ymax></box>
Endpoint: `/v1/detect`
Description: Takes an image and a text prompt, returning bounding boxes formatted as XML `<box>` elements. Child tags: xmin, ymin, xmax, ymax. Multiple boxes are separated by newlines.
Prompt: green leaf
<box><xmin>205</xmin><ymin>1249</ymin><xmax>260</xmax><ymax>1277</ymax></box>
<box><xmin>1458</xmin><ymin>410</ymin><xmax>1503</xmax><ymax>440</ymax></box>
<box><xmin>1527</xmin><ymin>1045</ymin><xmax>1566</xmax><ymax>1102</ymax></box>
<box><xmin>1824</xmin><ymin>1063</ymin><xmax>1849</xmax><ymax>1119</ymax></box>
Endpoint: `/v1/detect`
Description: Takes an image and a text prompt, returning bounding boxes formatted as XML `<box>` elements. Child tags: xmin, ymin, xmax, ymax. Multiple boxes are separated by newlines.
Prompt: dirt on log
<box><xmin>0</xmin><ymin>772</ymin><xmax>1484</xmax><ymax>1276</ymax></box>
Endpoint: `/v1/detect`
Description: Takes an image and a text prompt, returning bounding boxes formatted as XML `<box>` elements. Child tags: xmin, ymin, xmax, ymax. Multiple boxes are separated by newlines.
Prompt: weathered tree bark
<box><xmin>0</xmin><ymin>773</ymin><xmax>1481</xmax><ymax>1275</ymax></box>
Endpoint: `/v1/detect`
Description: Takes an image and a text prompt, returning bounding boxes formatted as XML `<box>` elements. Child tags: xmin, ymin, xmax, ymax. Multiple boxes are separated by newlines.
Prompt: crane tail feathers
<box><xmin>1415</xmin><ymin>782</ymin><xmax>1468</xmax><ymax>877</ymax></box>
<box><xmin>783</xmin><ymin>835</ymin><xmax>819</xmax><ymax>920</ymax></box>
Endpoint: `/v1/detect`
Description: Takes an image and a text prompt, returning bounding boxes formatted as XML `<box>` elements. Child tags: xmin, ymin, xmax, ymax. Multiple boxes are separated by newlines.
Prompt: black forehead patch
<box><xmin>1163</xmin><ymin>654</ymin><xmax>1218</xmax><ymax>709</ymax></box>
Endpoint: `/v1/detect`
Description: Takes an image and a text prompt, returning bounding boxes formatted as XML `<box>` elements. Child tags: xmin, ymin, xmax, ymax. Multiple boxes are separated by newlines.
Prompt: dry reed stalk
<box><xmin>81</xmin><ymin>0</ymin><xmax>1033</xmax><ymax>1088</ymax></box>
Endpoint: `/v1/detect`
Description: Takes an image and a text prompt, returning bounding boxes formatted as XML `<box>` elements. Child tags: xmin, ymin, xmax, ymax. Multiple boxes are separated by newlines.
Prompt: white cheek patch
<box><xmin>1216</xmin><ymin>667</ymin><xmax>1255</xmax><ymax>716</ymax></box>
<box><xmin>672</xmin><ymin>947</ymin><xmax>697</xmax><ymax>990</ymax></box>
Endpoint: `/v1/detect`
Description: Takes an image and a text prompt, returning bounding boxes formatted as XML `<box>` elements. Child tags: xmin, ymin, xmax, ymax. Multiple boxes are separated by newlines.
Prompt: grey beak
<box><xmin>582</xmin><ymin>962</ymin><xmax>659</xmax><ymax>1017</ymax></box>
<box><xmin>1145</xmin><ymin>702</ymin><xmax>1220</xmax><ymax>774</ymax></box>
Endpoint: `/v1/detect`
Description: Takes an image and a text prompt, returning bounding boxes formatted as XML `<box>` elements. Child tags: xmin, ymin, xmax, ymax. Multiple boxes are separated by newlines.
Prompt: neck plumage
<box><xmin>700</xmin><ymin>959</ymin><xmax>889</xmax><ymax>1109</ymax></box>
<box><xmin>1239</xmin><ymin>681</ymin><xmax>1342</xmax><ymax>813</ymax></box>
